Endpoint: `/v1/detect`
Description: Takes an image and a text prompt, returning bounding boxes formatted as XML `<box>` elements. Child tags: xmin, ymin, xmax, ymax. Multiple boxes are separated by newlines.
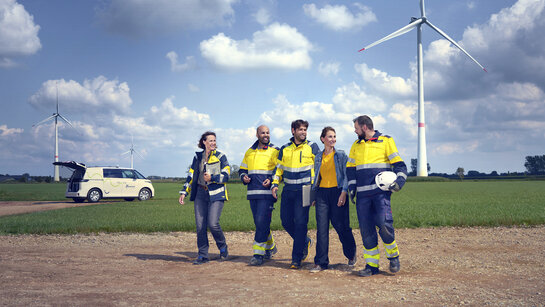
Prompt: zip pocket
<box><xmin>300</xmin><ymin>151</ymin><xmax>302</xmax><ymax>163</ymax></box>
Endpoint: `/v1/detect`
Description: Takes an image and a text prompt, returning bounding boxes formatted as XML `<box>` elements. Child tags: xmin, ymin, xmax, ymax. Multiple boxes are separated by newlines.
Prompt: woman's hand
<box><xmin>179</xmin><ymin>194</ymin><xmax>186</xmax><ymax>205</ymax></box>
<box><xmin>337</xmin><ymin>191</ymin><xmax>347</xmax><ymax>207</ymax></box>
<box><xmin>203</xmin><ymin>172</ymin><xmax>211</xmax><ymax>182</ymax></box>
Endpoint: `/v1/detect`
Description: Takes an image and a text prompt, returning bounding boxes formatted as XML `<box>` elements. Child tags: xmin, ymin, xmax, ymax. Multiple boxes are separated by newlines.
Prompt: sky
<box><xmin>1</xmin><ymin>0</ymin><xmax>544</xmax><ymax>177</ymax></box>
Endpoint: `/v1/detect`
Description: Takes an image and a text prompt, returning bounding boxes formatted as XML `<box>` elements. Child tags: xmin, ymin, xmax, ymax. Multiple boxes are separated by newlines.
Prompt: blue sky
<box><xmin>1</xmin><ymin>0</ymin><xmax>544</xmax><ymax>177</ymax></box>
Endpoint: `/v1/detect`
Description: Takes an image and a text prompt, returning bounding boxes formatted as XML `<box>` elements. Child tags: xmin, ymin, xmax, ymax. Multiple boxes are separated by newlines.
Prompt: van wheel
<box><xmin>138</xmin><ymin>188</ymin><xmax>151</xmax><ymax>201</ymax></box>
<box><xmin>124</xmin><ymin>198</ymin><xmax>135</xmax><ymax>201</ymax></box>
<box><xmin>72</xmin><ymin>197</ymin><xmax>85</xmax><ymax>203</ymax></box>
<box><xmin>87</xmin><ymin>189</ymin><xmax>102</xmax><ymax>203</ymax></box>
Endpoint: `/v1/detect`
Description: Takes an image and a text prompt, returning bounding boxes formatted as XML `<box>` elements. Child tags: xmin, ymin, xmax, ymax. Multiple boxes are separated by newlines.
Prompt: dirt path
<box><xmin>1</xmin><ymin>225</ymin><xmax>544</xmax><ymax>306</ymax></box>
<box><xmin>0</xmin><ymin>201</ymin><xmax>111</xmax><ymax>217</ymax></box>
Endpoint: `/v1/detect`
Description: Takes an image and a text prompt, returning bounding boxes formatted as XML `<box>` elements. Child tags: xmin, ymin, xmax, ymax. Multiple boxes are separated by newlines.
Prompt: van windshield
<box><xmin>134</xmin><ymin>170</ymin><xmax>146</xmax><ymax>179</ymax></box>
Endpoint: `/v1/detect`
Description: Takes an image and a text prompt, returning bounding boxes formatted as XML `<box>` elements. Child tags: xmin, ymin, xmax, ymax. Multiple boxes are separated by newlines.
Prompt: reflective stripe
<box><xmin>222</xmin><ymin>166</ymin><xmax>230</xmax><ymax>175</ymax></box>
<box><xmin>347</xmin><ymin>157</ymin><xmax>355</xmax><ymax>164</ymax></box>
<box><xmin>384</xmin><ymin>241</ymin><xmax>399</xmax><ymax>258</ymax></box>
<box><xmin>240</xmin><ymin>163</ymin><xmax>248</xmax><ymax>168</ymax></box>
<box><xmin>357</xmin><ymin>184</ymin><xmax>378</xmax><ymax>192</ymax></box>
<box><xmin>284</xmin><ymin>177</ymin><xmax>311</xmax><ymax>184</ymax></box>
<box><xmin>364</xmin><ymin>248</ymin><xmax>380</xmax><ymax>256</ymax></box>
<box><xmin>397</xmin><ymin>172</ymin><xmax>407</xmax><ymax>179</ymax></box>
<box><xmin>356</xmin><ymin>163</ymin><xmax>391</xmax><ymax>170</ymax></box>
<box><xmin>273</xmin><ymin>175</ymin><xmax>280</xmax><ymax>181</ymax></box>
<box><xmin>348</xmin><ymin>180</ymin><xmax>356</xmax><ymax>186</ymax></box>
<box><xmin>278</xmin><ymin>165</ymin><xmax>312</xmax><ymax>172</ymax></box>
<box><xmin>388</xmin><ymin>152</ymin><xmax>400</xmax><ymax>160</ymax></box>
<box><xmin>364</xmin><ymin>247</ymin><xmax>380</xmax><ymax>267</ymax></box>
<box><xmin>266</xmin><ymin>233</ymin><xmax>275</xmax><ymax>250</ymax></box>
<box><xmin>248</xmin><ymin>169</ymin><xmax>274</xmax><ymax>175</ymax></box>
<box><xmin>217</xmin><ymin>153</ymin><xmax>225</xmax><ymax>160</ymax></box>
<box><xmin>247</xmin><ymin>190</ymin><xmax>272</xmax><ymax>195</ymax></box>
<box><xmin>208</xmin><ymin>186</ymin><xmax>225</xmax><ymax>196</ymax></box>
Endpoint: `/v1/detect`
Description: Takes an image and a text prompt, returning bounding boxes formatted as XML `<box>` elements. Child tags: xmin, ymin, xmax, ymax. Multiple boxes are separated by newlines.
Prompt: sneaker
<box><xmin>389</xmin><ymin>257</ymin><xmax>400</xmax><ymax>273</ymax></box>
<box><xmin>264</xmin><ymin>245</ymin><xmax>278</xmax><ymax>260</ymax></box>
<box><xmin>357</xmin><ymin>265</ymin><xmax>379</xmax><ymax>277</ymax></box>
<box><xmin>219</xmin><ymin>247</ymin><xmax>229</xmax><ymax>261</ymax></box>
<box><xmin>302</xmin><ymin>237</ymin><xmax>312</xmax><ymax>262</ymax></box>
<box><xmin>192</xmin><ymin>257</ymin><xmax>209</xmax><ymax>265</ymax></box>
<box><xmin>249</xmin><ymin>255</ymin><xmax>264</xmax><ymax>266</ymax></box>
<box><xmin>289</xmin><ymin>262</ymin><xmax>301</xmax><ymax>270</ymax></box>
<box><xmin>310</xmin><ymin>264</ymin><xmax>323</xmax><ymax>273</ymax></box>
<box><xmin>348</xmin><ymin>251</ymin><xmax>357</xmax><ymax>266</ymax></box>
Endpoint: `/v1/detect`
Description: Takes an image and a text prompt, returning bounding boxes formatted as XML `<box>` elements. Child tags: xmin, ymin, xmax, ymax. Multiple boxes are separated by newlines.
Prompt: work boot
<box><xmin>348</xmin><ymin>250</ymin><xmax>357</xmax><ymax>267</ymax></box>
<box><xmin>357</xmin><ymin>265</ymin><xmax>379</xmax><ymax>277</ymax></box>
<box><xmin>389</xmin><ymin>257</ymin><xmax>400</xmax><ymax>273</ymax></box>
<box><xmin>289</xmin><ymin>261</ymin><xmax>301</xmax><ymax>270</ymax></box>
<box><xmin>249</xmin><ymin>255</ymin><xmax>264</xmax><ymax>266</ymax></box>
<box><xmin>264</xmin><ymin>245</ymin><xmax>278</xmax><ymax>260</ymax></box>
<box><xmin>192</xmin><ymin>257</ymin><xmax>209</xmax><ymax>265</ymax></box>
<box><xmin>219</xmin><ymin>246</ymin><xmax>229</xmax><ymax>261</ymax></box>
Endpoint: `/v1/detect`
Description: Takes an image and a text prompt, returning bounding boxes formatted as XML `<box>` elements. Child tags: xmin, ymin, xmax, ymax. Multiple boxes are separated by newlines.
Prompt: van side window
<box><xmin>104</xmin><ymin>169</ymin><xmax>123</xmax><ymax>178</ymax></box>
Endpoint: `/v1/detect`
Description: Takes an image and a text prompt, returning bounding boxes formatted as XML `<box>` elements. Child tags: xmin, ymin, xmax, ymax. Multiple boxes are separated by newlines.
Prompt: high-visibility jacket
<box><xmin>239</xmin><ymin>140</ymin><xmax>280</xmax><ymax>201</ymax></box>
<box><xmin>346</xmin><ymin>131</ymin><xmax>407</xmax><ymax>197</ymax></box>
<box><xmin>179</xmin><ymin>150</ymin><xmax>230</xmax><ymax>202</ymax></box>
<box><xmin>272</xmin><ymin>138</ymin><xmax>320</xmax><ymax>191</ymax></box>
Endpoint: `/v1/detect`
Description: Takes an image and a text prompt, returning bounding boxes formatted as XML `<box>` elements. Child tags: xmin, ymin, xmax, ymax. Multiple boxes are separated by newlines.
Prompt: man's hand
<box><xmin>178</xmin><ymin>194</ymin><xmax>186</xmax><ymax>205</ymax></box>
<box><xmin>242</xmin><ymin>175</ymin><xmax>251</xmax><ymax>184</ymax></box>
<box><xmin>271</xmin><ymin>186</ymin><xmax>278</xmax><ymax>199</ymax></box>
<box><xmin>262</xmin><ymin>178</ymin><xmax>271</xmax><ymax>188</ymax></box>
<box><xmin>389</xmin><ymin>181</ymin><xmax>401</xmax><ymax>192</ymax></box>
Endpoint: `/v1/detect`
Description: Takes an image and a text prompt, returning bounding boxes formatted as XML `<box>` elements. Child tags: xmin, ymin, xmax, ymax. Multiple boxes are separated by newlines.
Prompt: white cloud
<box><xmin>0</xmin><ymin>0</ymin><xmax>41</xmax><ymax>66</ymax></box>
<box><xmin>355</xmin><ymin>63</ymin><xmax>415</xmax><ymax>98</ymax></box>
<box><xmin>166</xmin><ymin>52</ymin><xmax>196</xmax><ymax>72</ymax></box>
<box><xmin>303</xmin><ymin>3</ymin><xmax>376</xmax><ymax>31</ymax></box>
<box><xmin>29</xmin><ymin>77</ymin><xmax>133</xmax><ymax>115</ymax></box>
<box><xmin>200</xmin><ymin>23</ymin><xmax>313</xmax><ymax>70</ymax></box>
<box><xmin>318</xmin><ymin>61</ymin><xmax>340</xmax><ymax>77</ymax></box>
<box><xmin>187</xmin><ymin>84</ymin><xmax>200</xmax><ymax>92</ymax></box>
<box><xmin>149</xmin><ymin>96</ymin><xmax>213</xmax><ymax>128</ymax></box>
<box><xmin>96</xmin><ymin>0</ymin><xmax>237</xmax><ymax>37</ymax></box>
<box><xmin>254</xmin><ymin>8</ymin><xmax>271</xmax><ymax>25</ymax></box>
<box><xmin>0</xmin><ymin>124</ymin><xmax>23</xmax><ymax>137</ymax></box>
<box><xmin>332</xmin><ymin>82</ymin><xmax>386</xmax><ymax>113</ymax></box>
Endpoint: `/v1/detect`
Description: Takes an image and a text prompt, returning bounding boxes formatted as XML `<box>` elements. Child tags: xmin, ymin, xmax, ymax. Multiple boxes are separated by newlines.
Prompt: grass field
<box><xmin>0</xmin><ymin>180</ymin><xmax>544</xmax><ymax>234</ymax></box>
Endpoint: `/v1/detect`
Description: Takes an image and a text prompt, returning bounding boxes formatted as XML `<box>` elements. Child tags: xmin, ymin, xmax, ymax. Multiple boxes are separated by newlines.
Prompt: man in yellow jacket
<box><xmin>347</xmin><ymin>115</ymin><xmax>408</xmax><ymax>277</ymax></box>
<box><xmin>272</xmin><ymin>119</ymin><xmax>320</xmax><ymax>269</ymax></box>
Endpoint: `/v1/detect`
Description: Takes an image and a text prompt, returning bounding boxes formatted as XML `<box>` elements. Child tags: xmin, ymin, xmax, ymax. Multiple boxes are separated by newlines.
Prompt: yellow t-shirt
<box><xmin>319</xmin><ymin>151</ymin><xmax>337</xmax><ymax>188</ymax></box>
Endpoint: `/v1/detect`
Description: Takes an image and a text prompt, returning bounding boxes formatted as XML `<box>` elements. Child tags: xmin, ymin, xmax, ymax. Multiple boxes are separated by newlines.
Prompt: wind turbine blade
<box><xmin>134</xmin><ymin>150</ymin><xmax>145</xmax><ymax>160</ymax></box>
<box><xmin>33</xmin><ymin>115</ymin><xmax>56</xmax><ymax>127</ymax></box>
<box><xmin>359</xmin><ymin>18</ymin><xmax>423</xmax><ymax>52</ymax></box>
<box><xmin>58</xmin><ymin>114</ymin><xmax>77</xmax><ymax>130</ymax></box>
<box><xmin>121</xmin><ymin>151</ymin><xmax>131</xmax><ymax>156</ymax></box>
<box><xmin>425</xmin><ymin>20</ymin><xmax>487</xmax><ymax>72</ymax></box>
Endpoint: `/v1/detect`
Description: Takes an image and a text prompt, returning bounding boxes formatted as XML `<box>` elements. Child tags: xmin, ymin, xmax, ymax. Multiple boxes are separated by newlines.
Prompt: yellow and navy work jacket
<box><xmin>346</xmin><ymin>131</ymin><xmax>407</xmax><ymax>197</ymax></box>
<box><xmin>179</xmin><ymin>150</ymin><xmax>230</xmax><ymax>202</ymax></box>
<box><xmin>239</xmin><ymin>141</ymin><xmax>280</xmax><ymax>201</ymax></box>
<box><xmin>272</xmin><ymin>138</ymin><xmax>320</xmax><ymax>191</ymax></box>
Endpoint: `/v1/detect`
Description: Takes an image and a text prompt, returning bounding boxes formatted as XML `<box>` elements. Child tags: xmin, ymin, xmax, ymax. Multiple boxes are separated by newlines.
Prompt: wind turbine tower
<box><xmin>122</xmin><ymin>135</ymin><xmax>144</xmax><ymax>169</ymax></box>
<box><xmin>359</xmin><ymin>0</ymin><xmax>486</xmax><ymax>176</ymax></box>
<box><xmin>33</xmin><ymin>82</ymin><xmax>76</xmax><ymax>181</ymax></box>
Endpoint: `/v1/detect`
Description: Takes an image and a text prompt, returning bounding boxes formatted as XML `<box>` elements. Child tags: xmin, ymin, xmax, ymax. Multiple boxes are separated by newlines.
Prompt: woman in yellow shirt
<box><xmin>310</xmin><ymin>127</ymin><xmax>357</xmax><ymax>272</ymax></box>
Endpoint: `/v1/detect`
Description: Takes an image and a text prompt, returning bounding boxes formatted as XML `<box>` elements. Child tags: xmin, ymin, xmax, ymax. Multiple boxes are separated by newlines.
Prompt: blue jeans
<box><xmin>314</xmin><ymin>187</ymin><xmax>356</xmax><ymax>268</ymax></box>
<box><xmin>194</xmin><ymin>186</ymin><xmax>227</xmax><ymax>258</ymax></box>
<box><xmin>280</xmin><ymin>189</ymin><xmax>310</xmax><ymax>263</ymax></box>
<box><xmin>355</xmin><ymin>192</ymin><xmax>395</xmax><ymax>249</ymax></box>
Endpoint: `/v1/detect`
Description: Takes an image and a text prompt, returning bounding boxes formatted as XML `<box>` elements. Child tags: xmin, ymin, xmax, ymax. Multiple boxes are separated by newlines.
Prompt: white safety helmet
<box><xmin>375</xmin><ymin>171</ymin><xmax>397</xmax><ymax>191</ymax></box>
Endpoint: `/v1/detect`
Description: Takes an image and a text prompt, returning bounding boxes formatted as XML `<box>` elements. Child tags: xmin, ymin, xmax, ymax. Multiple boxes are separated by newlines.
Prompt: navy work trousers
<box><xmin>355</xmin><ymin>192</ymin><xmax>395</xmax><ymax>249</ymax></box>
<box><xmin>314</xmin><ymin>187</ymin><xmax>356</xmax><ymax>268</ymax></box>
<box><xmin>250</xmin><ymin>199</ymin><xmax>274</xmax><ymax>245</ymax></box>
<box><xmin>194</xmin><ymin>186</ymin><xmax>227</xmax><ymax>259</ymax></box>
<box><xmin>280</xmin><ymin>189</ymin><xmax>310</xmax><ymax>263</ymax></box>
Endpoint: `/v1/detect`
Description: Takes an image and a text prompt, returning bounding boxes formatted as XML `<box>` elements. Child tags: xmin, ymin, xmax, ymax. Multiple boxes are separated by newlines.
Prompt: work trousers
<box><xmin>194</xmin><ymin>186</ymin><xmax>227</xmax><ymax>259</ymax></box>
<box><xmin>314</xmin><ymin>187</ymin><xmax>356</xmax><ymax>268</ymax></box>
<box><xmin>250</xmin><ymin>199</ymin><xmax>275</xmax><ymax>256</ymax></box>
<box><xmin>355</xmin><ymin>192</ymin><xmax>396</xmax><ymax>250</ymax></box>
<box><xmin>280</xmin><ymin>189</ymin><xmax>310</xmax><ymax>263</ymax></box>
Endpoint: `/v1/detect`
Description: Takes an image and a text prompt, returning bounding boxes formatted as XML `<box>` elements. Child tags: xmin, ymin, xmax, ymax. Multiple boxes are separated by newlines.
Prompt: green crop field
<box><xmin>0</xmin><ymin>180</ymin><xmax>544</xmax><ymax>234</ymax></box>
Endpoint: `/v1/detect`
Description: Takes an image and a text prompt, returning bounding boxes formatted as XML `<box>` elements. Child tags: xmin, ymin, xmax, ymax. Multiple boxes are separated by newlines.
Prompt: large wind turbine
<box><xmin>359</xmin><ymin>0</ymin><xmax>486</xmax><ymax>176</ymax></box>
<box><xmin>33</xmin><ymin>82</ymin><xmax>76</xmax><ymax>181</ymax></box>
<box><xmin>121</xmin><ymin>135</ymin><xmax>144</xmax><ymax>169</ymax></box>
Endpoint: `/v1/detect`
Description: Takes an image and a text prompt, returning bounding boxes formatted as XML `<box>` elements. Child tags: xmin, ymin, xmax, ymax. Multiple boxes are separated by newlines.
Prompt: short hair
<box><xmin>291</xmin><ymin>119</ymin><xmax>309</xmax><ymax>131</ymax></box>
<box><xmin>198</xmin><ymin>131</ymin><xmax>216</xmax><ymax>149</ymax></box>
<box><xmin>320</xmin><ymin>126</ymin><xmax>336</xmax><ymax>143</ymax></box>
<box><xmin>353</xmin><ymin>115</ymin><xmax>374</xmax><ymax>130</ymax></box>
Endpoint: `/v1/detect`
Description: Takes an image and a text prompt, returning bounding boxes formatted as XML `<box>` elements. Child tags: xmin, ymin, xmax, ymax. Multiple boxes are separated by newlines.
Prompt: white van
<box><xmin>54</xmin><ymin>161</ymin><xmax>155</xmax><ymax>203</ymax></box>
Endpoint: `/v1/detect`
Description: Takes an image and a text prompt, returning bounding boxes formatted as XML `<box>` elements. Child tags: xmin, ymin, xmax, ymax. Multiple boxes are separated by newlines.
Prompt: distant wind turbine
<box><xmin>359</xmin><ymin>0</ymin><xmax>486</xmax><ymax>176</ymax></box>
<box><xmin>33</xmin><ymin>82</ymin><xmax>76</xmax><ymax>182</ymax></box>
<box><xmin>121</xmin><ymin>135</ymin><xmax>144</xmax><ymax>169</ymax></box>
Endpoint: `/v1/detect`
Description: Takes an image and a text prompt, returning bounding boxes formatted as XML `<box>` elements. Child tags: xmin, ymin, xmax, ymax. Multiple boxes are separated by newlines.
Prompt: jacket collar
<box><xmin>290</xmin><ymin>137</ymin><xmax>308</xmax><ymax>147</ymax></box>
<box><xmin>357</xmin><ymin>130</ymin><xmax>382</xmax><ymax>143</ymax></box>
<box><xmin>251</xmin><ymin>140</ymin><xmax>270</xmax><ymax>150</ymax></box>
